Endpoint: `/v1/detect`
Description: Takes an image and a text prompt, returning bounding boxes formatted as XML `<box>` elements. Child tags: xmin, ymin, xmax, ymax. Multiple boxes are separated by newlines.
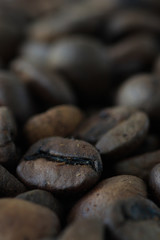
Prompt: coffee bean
<box><xmin>105</xmin><ymin>9</ymin><xmax>160</xmax><ymax>41</ymax></box>
<box><xmin>46</xmin><ymin>37</ymin><xmax>110</xmax><ymax>100</ymax></box>
<box><xmin>0</xmin><ymin>71</ymin><xmax>34</xmax><ymax>123</ymax></box>
<box><xmin>1</xmin><ymin>1</ymin><xmax>160</xmax><ymax>238</ymax></box>
<box><xmin>0</xmin><ymin>107</ymin><xmax>17</xmax><ymax>163</ymax></box>
<box><xmin>69</xmin><ymin>175</ymin><xmax>147</xmax><ymax>224</ymax></box>
<box><xmin>75</xmin><ymin>106</ymin><xmax>136</xmax><ymax>144</ymax></box>
<box><xmin>20</xmin><ymin>41</ymin><xmax>49</xmax><ymax>68</ymax></box>
<box><xmin>116</xmin><ymin>74</ymin><xmax>160</xmax><ymax>118</ymax></box>
<box><xmin>58</xmin><ymin>218</ymin><xmax>105</xmax><ymax>240</ymax></box>
<box><xmin>108</xmin><ymin>34</ymin><xmax>159</xmax><ymax>79</ymax></box>
<box><xmin>106</xmin><ymin>197</ymin><xmax>160</xmax><ymax>240</ymax></box>
<box><xmin>24</xmin><ymin>105</ymin><xmax>84</xmax><ymax>144</ymax></box>
<box><xmin>0</xmin><ymin>198</ymin><xmax>60</xmax><ymax>239</ymax></box>
<box><xmin>0</xmin><ymin>165</ymin><xmax>26</xmax><ymax>197</ymax></box>
<box><xmin>16</xmin><ymin>189</ymin><xmax>63</xmax><ymax>219</ymax></box>
<box><xmin>133</xmin><ymin>134</ymin><xmax>160</xmax><ymax>156</ymax></box>
<box><xmin>11</xmin><ymin>58</ymin><xmax>76</xmax><ymax>106</ymax></box>
<box><xmin>28</xmin><ymin>0</ymin><xmax>120</xmax><ymax>41</ymax></box>
<box><xmin>96</xmin><ymin>111</ymin><xmax>149</xmax><ymax>158</ymax></box>
<box><xmin>16</xmin><ymin>137</ymin><xmax>103</xmax><ymax>195</ymax></box>
<box><xmin>149</xmin><ymin>163</ymin><xmax>160</xmax><ymax>201</ymax></box>
<box><xmin>115</xmin><ymin>150</ymin><xmax>160</xmax><ymax>180</ymax></box>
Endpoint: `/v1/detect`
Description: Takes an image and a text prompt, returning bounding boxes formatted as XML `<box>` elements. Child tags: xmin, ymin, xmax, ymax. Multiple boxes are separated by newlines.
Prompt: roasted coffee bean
<box><xmin>150</xmin><ymin>163</ymin><xmax>160</xmax><ymax>201</ymax></box>
<box><xmin>16</xmin><ymin>189</ymin><xmax>63</xmax><ymax>218</ymax></box>
<box><xmin>105</xmin><ymin>10</ymin><xmax>160</xmax><ymax>41</ymax></box>
<box><xmin>0</xmin><ymin>71</ymin><xmax>34</xmax><ymax>123</ymax></box>
<box><xmin>28</xmin><ymin>0</ymin><xmax>120</xmax><ymax>41</ymax></box>
<box><xmin>96</xmin><ymin>111</ymin><xmax>149</xmax><ymax>158</ymax></box>
<box><xmin>46</xmin><ymin>37</ymin><xmax>110</xmax><ymax>100</ymax></box>
<box><xmin>116</xmin><ymin>74</ymin><xmax>160</xmax><ymax>118</ymax></box>
<box><xmin>133</xmin><ymin>134</ymin><xmax>160</xmax><ymax>156</ymax></box>
<box><xmin>11</xmin><ymin>59</ymin><xmax>76</xmax><ymax>106</ymax></box>
<box><xmin>0</xmin><ymin>198</ymin><xmax>60</xmax><ymax>239</ymax></box>
<box><xmin>58</xmin><ymin>218</ymin><xmax>105</xmax><ymax>240</ymax></box>
<box><xmin>0</xmin><ymin>107</ymin><xmax>17</xmax><ymax>163</ymax></box>
<box><xmin>0</xmin><ymin>165</ymin><xmax>26</xmax><ymax>197</ymax></box>
<box><xmin>69</xmin><ymin>175</ymin><xmax>147</xmax><ymax>224</ymax></box>
<box><xmin>20</xmin><ymin>41</ymin><xmax>49</xmax><ymax>68</ymax></box>
<box><xmin>74</xmin><ymin>106</ymin><xmax>136</xmax><ymax>144</ymax></box>
<box><xmin>106</xmin><ymin>197</ymin><xmax>160</xmax><ymax>240</ymax></box>
<box><xmin>17</xmin><ymin>137</ymin><xmax>103</xmax><ymax>195</ymax></box>
<box><xmin>108</xmin><ymin>34</ymin><xmax>159</xmax><ymax>79</ymax></box>
<box><xmin>24</xmin><ymin>105</ymin><xmax>84</xmax><ymax>144</ymax></box>
<box><xmin>115</xmin><ymin>150</ymin><xmax>160</xmax><ymax>180</ymax></box>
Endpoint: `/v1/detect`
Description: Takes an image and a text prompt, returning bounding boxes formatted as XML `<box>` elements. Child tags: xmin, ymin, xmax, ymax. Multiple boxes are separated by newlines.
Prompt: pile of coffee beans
<box><xmin>1</xmin><ymin>0</ymin><xmax>160</xmax><ymax>239</ymax></box>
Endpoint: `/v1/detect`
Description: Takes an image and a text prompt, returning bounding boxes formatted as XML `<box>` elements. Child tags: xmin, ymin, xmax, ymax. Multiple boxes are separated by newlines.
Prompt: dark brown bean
<box><xmin>108</xmin><ymin>34</ymin><xmax>159</xmax><ymax>78</ymax></box>
<box><xmin>11</xmin><ymin>59</ymin><xmax>76</xmax><ymax>106</ymax></box>
<box><xmin>16</xmin><ymin>137</ymin><xmax>103</xmax><ymax>195</ymax></box>
<box><xmin>106</xmin><ymin>197</ymin><xmax>160</xmax><ymax>240</ymax></box>
<box><xmin>0</xmin><ymin>198</ymin><xmax>60</xmax><ymax>239</ymax></box>
<box><xmin>0</xmin><ymin>107</ymin><xmax>17</xmax><ymax>163</ymax></box>
<box><xmin>69</xmin><ymin>175</ymin><xmax>147</xmax><ymax>224</ymax></box>
<box><xmin>0</xmin><ymin>165</ymin><xmax>26</xmax><ymax>197</ymax></box>
<box><xmin>96</xmin><ymin>111</ymin><xmax>149</xmax><ymax>158</ymax></box>
<box><xmin>105</xmin><ymin>10</ymin><xmax>160</xmax><ymax>40</ymax></box>
<box><xmin>24</xmin><ymin>105</ymin><xmax>84</xmax><ymax>144</ymax></box>
<box><xmin>16</xmin><ymin>189</ymin><xmax>63</xmax><ymax>219</ymax></box>
<box><xmin>58</xmin><ymin>218</ymin><xmax>105</xmax><ymax>240</ymax></box>
<box><xmin>28</xmin><ymin>0</ymin><xmax>120</xmax><ymax>41</ymax></box>
<box><xmin>75</xmin><ymin>106</ymin><xmax>136</xmax><ymax>144</ymax></box>
<box><xmin>20</xmin><ymin>41</ymin><xmax>49</xmax><ymax>68</ymax></box>
<box><xmin>115</xmin><ymin>150</ymin><xmax>160</xmax><ymax>180</ymax></box>
<box><xmin>116</xmin><ymin>74</ymin><xmax>160</xmax><ymax>118</ymax></box>
<box><xmin>150</xmin><ymin>163</ymin><xmax>160</xmax><ymax>201</ymax></box>
<box><xmin>0</xmin><ymin>71</ymin><xmax>34</xmax><ymax>123</ymax></box>
<box><xmin>46</xmin><ymin>37</ymin><xmax>110</xmax><ymax>99</ymax></box>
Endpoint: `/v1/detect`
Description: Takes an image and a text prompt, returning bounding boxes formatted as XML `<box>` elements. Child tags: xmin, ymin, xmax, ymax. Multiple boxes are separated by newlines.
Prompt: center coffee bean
<box><xmin>16</xmin><ymin>137</ymin><xmax>103</xmax><ymax>195</ymax></box>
